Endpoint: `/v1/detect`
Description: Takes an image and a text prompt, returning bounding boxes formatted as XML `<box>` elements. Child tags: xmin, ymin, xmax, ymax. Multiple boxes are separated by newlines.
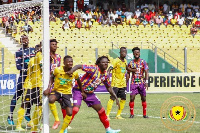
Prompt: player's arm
<box><xmin>43</xmin><ymin>74</ymin><xmax>54</xmax><ymax>96</ymax></box>
<box><xmin>15</xmin><ymin>51</ymin><xmax>23</xmax><ymax>71</ymax></box>
<box><xmin>144</xmin><ymin>69</ymin><xmax>149</xmax><ymax>90</ymax></box>
<box><xmin>106</xmin><ymin>85</ymin><xmax>120</xmax><ymax>109</ymax></box>
<box><xmin>126</xmin><ymin>71</ymin><xmax>130</xmax><ymax>84</ymax></box>
<box><xmin>126</xmin><ymin>65</ymin><xmax>137</xmax><ymax>73</ymax></box>
<box><xmin>76</xmin><ymin>77</ymin><xmax>86</xmax><ymax>99</ymax></box>
<box><xmin>67</xmin><ymin>65</ymin><xmax>82</xmax><ymax>75</ymax></box>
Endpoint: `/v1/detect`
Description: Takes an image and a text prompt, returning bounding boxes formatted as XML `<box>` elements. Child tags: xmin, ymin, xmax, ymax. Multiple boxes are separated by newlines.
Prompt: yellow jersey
<box><xmin>52</xmin><ymin>66</ymin><xmax>79</xmax><ymax>94</ymax></box>
<box><xmin>111</xmin><ymin>58</ymin><xmax>127</xmax><ymax>88</ymax></box>
<box><xmin>23</xmin><ymin>57</ymin><xmax>34</xmax><ymax>89</ymax></box>
<box><xmin>31</xmin><ymin>52</ymin><xmax>43</xmax><ymax>88</ymax></box>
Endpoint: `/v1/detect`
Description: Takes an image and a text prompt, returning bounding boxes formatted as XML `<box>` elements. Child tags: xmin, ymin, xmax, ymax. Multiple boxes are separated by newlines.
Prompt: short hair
<box><xmin>95</xmin><ymin>56</ymin><xmax>110</xmax><ymax>65</ymax></box>
<box><xmin>132</xmin><ymin>47</ymin><xmax>140</xmax><ymax>53</ymax></box>
<box><xmin>50</xmin><ymin>39</ymin><xmax>58</xmax><ymax>43</ymax></box>
<box><xmin>63</xmin><ymin>55</ymin><xmax>72</xmax><ymax>61</ymax></box>
<box><xmin>120</xmin><ymin>47</ymin><xmax>126</xmax><ymax>51</ymax></box>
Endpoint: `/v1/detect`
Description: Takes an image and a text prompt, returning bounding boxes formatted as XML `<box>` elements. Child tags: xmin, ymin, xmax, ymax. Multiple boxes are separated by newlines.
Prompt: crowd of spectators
<box><xmin>48</xmin><ymin>1</ymin><xmax>200</xmax><ymax>37</ymax></box>
<box><xmin>1</xmin><ymin>1</ymin><xmax>200</xmax><ymax>37</ymax></box>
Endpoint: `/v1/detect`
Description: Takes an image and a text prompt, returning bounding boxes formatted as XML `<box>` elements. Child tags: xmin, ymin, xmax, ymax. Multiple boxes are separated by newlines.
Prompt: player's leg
<box><xmin>87</xmin><ymin>93</ymin><xmax>120</xmax><ymax>133</ymax></box>
<box><xmin>106</xmin><ymin>87</ymin><xmax>118</xmax><ymax>119</ymax></box>
<box><xmin>8</xmin><ymin>77</ymin><xmax>24</xmax><ymax>125</ymax></box>
<box><xmin>31</xmin><ymin>87</ymin><xmax>43</xmax><ymax>132</ymax></box>
<box><xmin>71</xmin><ymin>89</ymin><xmax>82</xmax><ymax>121</ymax></box>
<box><xmin>49</xmin><ymin>91</ymin><xmax>61</xmax><ymax>129</ymax></box>
<box><xmin>59</xmin><ymin>94</ymin><xmax>73</xmax><ymax>133</ymax></box>
<box><xmin>116</xmin><ymin>87</ymin><xmax>126</xmax><ymax>119</ymax></box>
<box><xmin>25</xmin><ymin>103</ymin><xmax>32</xmax><ymax>121</ymax></box>
<box><xmin>129</xmin><ymin>84</ymin><xmax>138</xmax><ymax>118</ymax></box>
<box><xmin>139</xmin><ymin>83</ymin><xmax>148</xmax><ymax>118</ymax></box>
<box><xmin>16</xmin><ymin>89</ymin><xmax>32</xmax><ymax>131</ymax></box>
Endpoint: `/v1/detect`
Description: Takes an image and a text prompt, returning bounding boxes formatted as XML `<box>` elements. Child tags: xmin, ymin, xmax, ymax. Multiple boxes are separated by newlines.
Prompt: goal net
<box><xmin>0</xmin><ymin>1</ymin><xmax>49</xmax><ymax>132</ymax></box>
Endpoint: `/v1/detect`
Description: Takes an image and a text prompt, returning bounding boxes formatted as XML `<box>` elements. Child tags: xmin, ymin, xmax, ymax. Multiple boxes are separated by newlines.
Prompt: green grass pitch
<box><xmin>0</xmin><ymin>93</ymin><xmax>200</xmax><ymax>133</ymax></box>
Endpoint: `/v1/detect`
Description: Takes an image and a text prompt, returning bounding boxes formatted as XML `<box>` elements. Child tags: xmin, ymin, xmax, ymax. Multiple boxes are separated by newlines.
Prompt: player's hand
<box><xmin>116</xmin><ymin>99</ymin><xmax>120</xmax><ymax>110</ymax></box>
<box><xmin>43</xmin><ymin>89</ymin><xmax>50</xmax><ymax>96</ymax></box>
<box><xmin>81</xmin><ymin>92</ymin><xmax>87</xmax><ymax>100</ymax></box>
<box><xmin>145</xmin><ymin>83</ymin><xmax>148</xmax><ymax>90</ymax></box>
<box><xmin>66</xmin><ymin>70</ymin><xmax>73</xmax><ymax>77</ymax></box>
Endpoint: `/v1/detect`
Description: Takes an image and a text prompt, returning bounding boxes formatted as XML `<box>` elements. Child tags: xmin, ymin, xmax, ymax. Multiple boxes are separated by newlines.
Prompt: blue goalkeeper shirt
<box><xmin>15</xmin><ymin>47</ymin><xmax>35</xmax><ymax>76</ymax></box>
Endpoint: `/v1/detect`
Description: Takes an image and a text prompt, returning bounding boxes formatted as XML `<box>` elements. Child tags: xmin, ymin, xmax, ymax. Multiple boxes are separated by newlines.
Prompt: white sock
<box><xmin>106</xmin><ymin>127</ymin><xmax>111</xmax><ymax>131</ymax></box>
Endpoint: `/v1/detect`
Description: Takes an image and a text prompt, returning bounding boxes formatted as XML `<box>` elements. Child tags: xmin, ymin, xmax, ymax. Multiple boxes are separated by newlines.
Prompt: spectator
<box><xmin>164</xmin><ymin>16</ymin><xmax>170</xmax><ymax>26</ymax></box>
<box><xmin>84</xmin><ymin>19</ymin><xmax>92</xmax><ymax>30</ymax></box>
<box><xmin>112</xmin><ymin>10</ymin><xmax>118</xmax><ymax>21</ymax></box>
<box><xmin>108</xmin><ymin>16</ymin><xmax>115</xmax><ymax>26</ymax></box>
<box><xmin>190</xmin><ymin>24</ymin><xmax>197</xmax><ymax>37</ymax></box>
<box><xmin>177</xmin><ymin>16</ymin><xmax>185</xmax><ymax>27</ymax></box>
<box><xmin>20</xmin><ymin>21</ymin><xmax>33</xmax><ymax>33</ymax></box>
<box><xmin>108</xmin><ymin>9</ymin><xmax>113</xmax><ymax>20</ymax></box>
<box><xmin>145</xmin><ymin>11</ymin><xmax>151</xmax><ymax>22</ymax></box>
<box><xmin>103</xmin><ymin>1</ymin><xmax>109</xmax><ymax>13</ymax></box>
<box><xmin>83</xmin><ymin>10</ymin><xmax>92</xmax><ymax>21</ymax></box>
<box><xmin>88</xmin><ymin>1</ymin><xmax>96</xmax><ymax>11</ymax></box>
<box><xmin>135</xmin><ymin>7</ymin><xmax>141</xmax><ymax>18</ymax></box>
<box><xmin>93</xmin><ymin>9</ymin><xmax>99</xmax><ymax>21</ymax></box>
<box><xmin>49</xmin><ymin>12</ymin><xmax>56</xmax><ymax>22</ymax></box>
<box><xmin>180</xmin><ymin>3</ymin><xmax>187</xmax><ymax>13</ymax></box>
<box><xmin>128</xmin><ymin>15</ymin><xmax>136</xmax><ymax>26</ymax></box>
<box><xmin>155</xmin><ymin>15</ymin><xmax>163</xmax><ymax>27</ymax></box>
<box><xmin>170</xmin><ymin>17</ymin><xmax>177</xmax><ymax>27</ymax></box>
<box><xmin>135</xmin><ymin>18</ymin><xmax>140</xmax><ymax>27</ymax></box>
<box><xmin>193</xmin><ymin>2</ymin><xmax>199</xmax><ymax>13</ymax></box>
<box><xmin>75</xmin><ymin>17</ymin><xmax>82</xmax><ymax>29</ymax></box>
<box><xmin>121</xmin><ymin>12</ymin><xmax>126</xmax><ymax>22</ymax></box>
<box><xmin>148</xmin><ymin>2</ymin><xmax>155</xmax><ymax>11</ymax></box>
<box><xmin>77</xmin><ymin>0</ymin><xmax>84</xmax><ymax>10</ymax></box>
<box><xmin>62</xmin><ymin>18</ymin><xmax>70</xmax><ymax>31</ymax></box>
<box><xmin>116</xmin><ymin>8</ymin><xmax>122</xmax><ymax>16</ymax></box>
<box><xmin>149</xmin><ymin>16</ymin><xmax>154</xmax><ymax>27</ymax></box>
<box><xmin>59</xmin><ymin>7</ymin><xmax>65</xmax><ymax>21</ymax></box>
<box><xmin>195</xmin><ymin>18</ymin><xmax>200</xmax><ymax>29</ymax></box>
<box><xmin>167</xmin><ymin>11</ymin><xmax>173</xmax><ymax>20</ymax></box>
<box><xmin>101</xmin><ymin>15</ymin><xmax>109</xmax><ymax>26</ymax></box>
<box><xmin>142</xmin><ymin>19</ymin><xmax>148</xmax><ymax>27</ymax></box>
<box><xmin>163</xmin><ymin>2</ymin><xmax>169</xmax><ymax>14</ymax></box>
<box><xmin>69</xmin><ymin>19</ymin><xmax>75</xmax><ymax>29</ymax></box>
<box><xmin>68</xmin><ymin>11</ymin><xmax>75</xmax><ymax>22</ymax></box>
<box><xmin>124</xmin><ymin>8</ymin><xmax>133</xmax><ymax>21</ymax></box>
<box><xmin>115</xmin><ymin>15</ymin><xmax>123</xmax><ymax>26</ymax></box>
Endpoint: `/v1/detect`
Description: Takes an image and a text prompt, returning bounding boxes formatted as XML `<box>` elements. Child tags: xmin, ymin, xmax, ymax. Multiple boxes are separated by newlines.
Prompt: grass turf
<box><xmin>0</xmin><ymin>93</ymin><xmax>200</xmax><ymax>133</ymax></box>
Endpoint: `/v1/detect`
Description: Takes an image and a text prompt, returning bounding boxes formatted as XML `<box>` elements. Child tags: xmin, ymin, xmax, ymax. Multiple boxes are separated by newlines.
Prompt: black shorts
<box><xmin>50</xmin><ymin>91</ymin><xmax>72</xmax><ymax>109</ymax></box>
<box><xmin>23</xmin><ymin>87</ymin><xmax>42</xmax><ymax>105</ymax></box>
<box><xmin>110</xmin><ymin>87</ymin><xmax>127</xmax><ymax>100</ymax></box>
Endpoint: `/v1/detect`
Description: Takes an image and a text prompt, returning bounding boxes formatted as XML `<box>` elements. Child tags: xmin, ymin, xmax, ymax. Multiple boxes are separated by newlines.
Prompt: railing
<box><xmin>111</xmin><ymin>41</ymin><xmax>193</xmax><ymax>73</ymax></box>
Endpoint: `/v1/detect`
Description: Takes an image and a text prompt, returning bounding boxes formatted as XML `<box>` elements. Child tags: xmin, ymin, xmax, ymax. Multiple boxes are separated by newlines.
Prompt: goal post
<box><xmin>42</xmin><ymin>0</ymin><xmax>50</xmax><ymax>132</ymax></box>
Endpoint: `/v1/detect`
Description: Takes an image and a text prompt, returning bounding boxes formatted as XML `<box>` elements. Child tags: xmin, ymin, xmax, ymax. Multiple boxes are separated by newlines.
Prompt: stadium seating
<box><xmin>10</xmin><ymin>21</ymin><xmax>200</xmax><ymax>72</ymax></box>
<box><xmin>0</xmin><ymin>42</ymin><xmax>18</xmax><ymax>74</ymax></box>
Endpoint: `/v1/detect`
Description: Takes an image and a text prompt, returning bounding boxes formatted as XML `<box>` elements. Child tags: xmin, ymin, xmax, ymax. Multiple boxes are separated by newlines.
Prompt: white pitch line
<box><xmin>110</xmin><ymin>112</ymin><xmax>200</xmax><ymax>124</ymax></box>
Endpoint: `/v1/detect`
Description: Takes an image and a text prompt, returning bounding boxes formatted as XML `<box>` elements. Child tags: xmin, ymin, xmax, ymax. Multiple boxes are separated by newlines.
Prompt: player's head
<box><xmin>20</xmin><ymin>34</ymin><xmax>29</xmax><ymax>47</ymax></box>
<box><xmin>50</xmin><ymin>39</ymin><xmax>58</xmax><ymax>53</ymax></box>
<box><xmin>95</xmin><ymin>56</ymin><xmax>110</xmax><ymax>71</ymax></box>
<box><xmin>120</xmin><ymin>47</ymin><xmax>127</xmax><ymax>58</ymax></box>
<box><xmin>132</xmin><ymin>47</ymin><xmax>140</xmax><ymax>59</ymax></box>
<box><xmin>63</xmin><ymin>55</ymin><xmax>73</xmax><ymax>69</ymax></box>
<box><xmin>35</xmin><ymin>44</ymin><xmax>41</xmax><ymax>53</ymax></box>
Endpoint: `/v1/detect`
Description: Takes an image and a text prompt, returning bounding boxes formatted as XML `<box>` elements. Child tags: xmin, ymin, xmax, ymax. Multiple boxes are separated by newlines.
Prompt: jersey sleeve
<box><xmin>103</xmin><ymin>74</ymin><xmax>111</xmax><ymax>88</ymax></box>
<box><xmin>36</xmin><ymin>52</ymin><xmax>42</xmax><ymax>67</ymax></box>
<box><xmin>82</xmin><ymin>65</ymin><xmax>96</xmax><ymax>73</ymax></box>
